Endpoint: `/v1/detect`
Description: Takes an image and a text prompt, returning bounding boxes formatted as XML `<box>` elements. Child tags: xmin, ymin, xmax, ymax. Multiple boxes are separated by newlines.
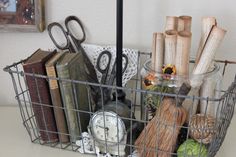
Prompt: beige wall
<box><xmin>1</xmin><ymin>0</ymin><xmax>235</xmax><ymax>104</ymax></box>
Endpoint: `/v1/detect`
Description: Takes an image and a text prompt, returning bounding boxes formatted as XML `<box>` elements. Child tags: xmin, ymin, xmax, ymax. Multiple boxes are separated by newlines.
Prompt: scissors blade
<box><xmin>107</xmin><ymin>54</ymin><xmax>128</xmax><ymax>86</ymax></box>
<box><xmin>82</xmin><ymin>48</ymin><xmax>99</xmax><ymax>83</ymax></box>
<box><xmin>100</xmin><ymin>54</ymin><xmax>128</xmax><ymax>102</ymax></box>
<box><xmin>83</xmin><ymin>57</ymin><xmax>102</xmax><ymax>108</ymax></box>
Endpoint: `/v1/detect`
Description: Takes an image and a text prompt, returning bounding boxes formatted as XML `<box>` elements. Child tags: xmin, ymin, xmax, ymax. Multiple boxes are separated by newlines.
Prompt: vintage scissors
<box><xmin>47</xmin><ymin>16</ymin><xmax>100</xmax><ymax>105</ymax></box>
<box><xmin>95</xmin><ymin>50</ymin><xmax>128</xmax><ymax>111</ymax></box>
<box><xmin>47</xmin><ymin>15</ymin><xmax>86</xmax><ymax>53</ymax></box>
<box><xmin>47</xmin><ymin>16</ymin><xmax>99</xmax><ymax>82</ymax></box>
<box><xmin>96</xmin><ymin>50</ymin><xmax>128</xmax><ymax>85</ymax></box>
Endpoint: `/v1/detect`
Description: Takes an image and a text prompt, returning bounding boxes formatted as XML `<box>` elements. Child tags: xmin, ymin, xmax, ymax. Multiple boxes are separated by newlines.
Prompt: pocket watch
<box><xmin>88</xmin><ymin>101</ymin><xmax>130</xmax><ymax>156</ymax></box>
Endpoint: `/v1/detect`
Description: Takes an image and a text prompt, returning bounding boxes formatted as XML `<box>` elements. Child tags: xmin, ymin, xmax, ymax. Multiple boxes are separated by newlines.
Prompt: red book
<box><xmin>23</xmin><ymin>49</ymin><xmax>58</xmax><ymax>142</ymax></box>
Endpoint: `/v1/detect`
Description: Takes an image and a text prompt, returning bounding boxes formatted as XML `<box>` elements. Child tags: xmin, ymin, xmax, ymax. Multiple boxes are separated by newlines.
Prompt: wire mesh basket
<box><xmin>3</xmin><ymin>51</ymin><xmax>236</xmax><ymax>157</ymax></box>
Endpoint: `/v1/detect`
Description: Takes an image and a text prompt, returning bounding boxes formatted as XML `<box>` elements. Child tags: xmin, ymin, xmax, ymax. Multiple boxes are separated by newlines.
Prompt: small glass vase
<box><xmin>140</xmin><ymin>59</ymin><xmax>222</xmax><ymax>122</ymax></box>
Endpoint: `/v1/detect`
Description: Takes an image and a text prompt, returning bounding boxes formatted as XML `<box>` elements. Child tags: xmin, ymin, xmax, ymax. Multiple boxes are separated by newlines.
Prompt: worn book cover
<box><xmin>56</xmin><ymin>52</ymin><xmax>90</xmax><ymax>142</ymax></box>
<box><xmin>23</xmin><ymin>49</ymin><xmax>58</xmax><ymax>142</ymax></box>
<box><xmin>45</xmin><ymin>51</ymin><xmax>69</xmax><ymax>143</ymax></box>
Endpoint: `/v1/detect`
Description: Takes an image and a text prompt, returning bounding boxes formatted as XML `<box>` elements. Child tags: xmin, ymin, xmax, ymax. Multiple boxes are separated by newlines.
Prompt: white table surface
<box><xmin>0</xmin><ymin>106</ymin><xmax>235</xmax><ymax>157</ymax></box>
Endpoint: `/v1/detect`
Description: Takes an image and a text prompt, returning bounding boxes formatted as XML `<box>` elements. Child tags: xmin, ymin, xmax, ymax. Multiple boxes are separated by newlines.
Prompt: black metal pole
<box><xmin>116</xmin><ymin>0</ymin><xmax>123</xmax><ymax>88</ymax></box>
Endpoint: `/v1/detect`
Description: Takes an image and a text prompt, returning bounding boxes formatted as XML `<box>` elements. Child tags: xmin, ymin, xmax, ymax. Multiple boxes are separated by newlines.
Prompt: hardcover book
<box><xmin>56</xmin><ymin>52</ymin><xmax>90</xmax><ymax>142</ymax></box>
<box><xmin>23</xmin><ymin>49</ymin><xmax>58</xmax><ymax>142</ymax></box>
<box><xmin>45</xmin><ymin>51</ymin><xmax>69</xmax><ymax>143</ymax></box>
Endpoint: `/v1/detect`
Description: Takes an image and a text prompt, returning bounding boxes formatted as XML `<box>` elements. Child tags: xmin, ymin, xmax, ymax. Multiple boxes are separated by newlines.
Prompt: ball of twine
<box><xmin>189</xmin><ymin>114</ymin><xmax>216</xmax><ymax>144</ymax></box>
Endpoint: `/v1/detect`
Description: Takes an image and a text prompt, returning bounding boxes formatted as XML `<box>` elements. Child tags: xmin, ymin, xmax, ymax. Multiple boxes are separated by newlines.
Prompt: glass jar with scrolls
<box><xmin>140</xmin><ymin>59</ymin><xmax>222</xmax><ymax>122</ymax></box>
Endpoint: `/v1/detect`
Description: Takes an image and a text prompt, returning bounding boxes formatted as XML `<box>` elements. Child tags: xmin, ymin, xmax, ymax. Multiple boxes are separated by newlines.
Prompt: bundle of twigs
<box><xmin>135</xmin><ymin>83</ymin><xmax>190</xmax><ymax>157</ymax></box>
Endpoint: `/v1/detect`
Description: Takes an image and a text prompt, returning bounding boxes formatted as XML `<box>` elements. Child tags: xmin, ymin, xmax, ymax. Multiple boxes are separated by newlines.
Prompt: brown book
<box><xmin>23</xmin><ymin>49</ymin><xmax>58</xmax><ymax>142</ymax></box>
<box><xmin>45</xmin><ymin>52</ymin><xmax>69</xmax><ymax>143</ymax></box>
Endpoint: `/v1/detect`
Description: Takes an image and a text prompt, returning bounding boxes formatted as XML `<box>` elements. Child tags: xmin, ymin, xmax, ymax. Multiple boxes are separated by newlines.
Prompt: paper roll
<box><xmin>195</xmin><ymin>17</ymin><xmax>217</xmax><ymax>66</ymax></box>
<box><xmin>193</xmin><ymin>26</ymin><xmax>226</xmax><ymax>76</ymax></box>
<box><xmin>178</xmin><ymin>16</ymin><xmax>192</xmax><ymax>32</ymax></box>
<box><xmin>175</xmin><ymin>31</ymin><xmax>192</xmax><ymax>76</ymax></box>
<box><xmin>164</xmin><ymin>30</ymin><xmax>177</xmax><ymax>65</ymax></box>
<box><xmin>154</xmin><ymin>33</ymin><xmax>164</xmax><ymax>72</ymax></box>
<box><xmin>175</xmin><ymin>31</ymin><xmax>192</xmax><ymax>119</ymax></box>
<box><xmin>191</xmin><ymin>26</ymin><xmax>226</xmax><ymax>88</ymax></box>
<box><xmin>199</xmin><ymin>63</ymin><xmax>222</xmax><ymax>118</ymax></box>
<box><xmin>200</xmin><ymin>78</ymin><xmax>218</xmax><ymax>118</ymax></box>
<box><xmin>151</xmin><ymin>33</ymin><xmax>157</xmax><ymax>69</ymax></box>
<box><xmin>165</xmin><ymin>16</ymin><xmax>178</xmax><ymax>31</ymax></box>
<box><xmin>182</xmin><ymin>87</ymin><xmax>200</xmax><ymax>123</ymax></box>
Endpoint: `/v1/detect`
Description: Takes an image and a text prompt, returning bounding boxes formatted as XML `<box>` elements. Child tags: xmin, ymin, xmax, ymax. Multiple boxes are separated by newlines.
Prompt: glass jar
<box><xmin>140</xmin><ymin>59</ymin><xmax>222</xmax><ymax>122</ymax></box>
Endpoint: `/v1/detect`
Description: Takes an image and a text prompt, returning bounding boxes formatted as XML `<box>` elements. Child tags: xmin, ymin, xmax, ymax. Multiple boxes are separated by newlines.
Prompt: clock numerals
<box><xmin>91</xmin><ymin>111</ymin><xmax>125</xmax><ymax>145</ymax></box>
<box><xmin>106</xmin><ymin>117</ymin><xmax>110</xmax><ymax>122</ymax></box>
<box><xmin>97</xmin><ymin>119</ymin><xmax>102</xmax><ymax>124</ymax></box>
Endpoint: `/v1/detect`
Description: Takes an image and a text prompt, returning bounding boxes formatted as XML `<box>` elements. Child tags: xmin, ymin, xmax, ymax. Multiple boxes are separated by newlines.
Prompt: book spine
<box><xmin>57</xmin><ymin>65</ymin><xmax>80</xmax><ymax>143</ymax></box>
<box><xmin>71</xmin><ymin>55</ymin><xmax>90</xmax><ymax>133</ymax></box>
<box><xmin>23</xmin><ymin>63</ymin><xmax>58</xmax><ymax>142</ymax></box>
<box><xmin>46</xmin><ymin>65</ymin><xmax>69</xmax><ymax>143</ymax></box>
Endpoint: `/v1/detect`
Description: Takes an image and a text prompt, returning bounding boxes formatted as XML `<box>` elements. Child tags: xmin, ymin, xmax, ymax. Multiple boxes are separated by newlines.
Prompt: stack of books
<box><xmin>23</xmin><ymin>49</ymin><xmax>90</xmax><ymax>143</ymax></box>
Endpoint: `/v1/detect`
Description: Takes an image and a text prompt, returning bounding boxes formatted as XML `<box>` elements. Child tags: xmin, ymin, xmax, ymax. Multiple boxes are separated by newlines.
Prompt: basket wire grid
<box><xmin>3</xmin><ymin>52</ymin><xmax>236</xmax><ymax>157</ymax></box>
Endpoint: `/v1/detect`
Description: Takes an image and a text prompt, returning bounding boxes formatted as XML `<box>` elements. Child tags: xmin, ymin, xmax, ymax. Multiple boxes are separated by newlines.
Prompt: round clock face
<box><xmin>90</xmin><ymin>111</ymin><xmax>126</xmax><ymax>145</ymax></box>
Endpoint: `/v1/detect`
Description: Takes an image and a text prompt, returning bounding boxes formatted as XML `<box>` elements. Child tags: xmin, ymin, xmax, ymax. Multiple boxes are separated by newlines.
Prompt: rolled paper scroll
<box><xmin>154</xmin><ymin>33</ymin><xmax>164</xmax><ymax>72</ymax></box>
<box><xmin>165</xmin><ymin>16</ymin><xmax>178</xmax><ymax>31</ymax></box>
<box><xmin>164</xmin><ymin>30</ymin><xmax>177</xmax><ymax>65</ymax></box>
<box><xmin>151</xmin><ymin>33</ymin><xmax>157</xmax><ymax>69</ymax></box>
<box><xmin>178</xmin><ymin>31</ymin><xmax>197</xmax><ymax>121</ymax></box>
<box><xmin>195</xmin><ymin>17</ymin><xmax>217</xmax><ymax>66</ymax></box>
<box><xmin>182</xmin><ymin>86</ymin><xmax>200</xmax><ymax>123</ymax></box>
<box><xmin>200</xmin><ymin>77</ymin><xmax>218</xmax><ymax>118</ymax></box>
<box><xmin>192</xmin><ymin>26</ymin><xmax>226</xmax><ymax>87</ymax></box>
<box><xmin>175</xmin><ymin>31</ymin><xmax>192</xmax><ymax>76</ymax></box>
<box><xmin>183</xmin><ymin>26</ymin><xmax>226</xmax><ymax>122</ymax></box>
<box><xmin>178</xmin><ymin>15</ymin><xmax>192</xmax><ymax>32</ymax></box>
<box><xmin>200</xmin><ymin>63</ymin><xmax>222</xmax><ymax>118</ymax></box>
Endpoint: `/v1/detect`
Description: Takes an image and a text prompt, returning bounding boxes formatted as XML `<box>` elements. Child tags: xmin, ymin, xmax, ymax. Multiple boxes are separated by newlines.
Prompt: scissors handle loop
<box><xmin>96</xmin><ymin>51</ymin><xmax>112</xmax><ymax>73</ymax></box>
<box><xmin>65</xmin><ymin>15</ymin><xmax>86</xmax><ymax>44</ymax></box>
<box><xmin>47</xmin><ymin>22</ymin><xmax>74</xmax><ymax>51</ymax></box>
<box><xmin>121</xmin><ymin>54</ymin><xmax>128</xmax><ymax>74</ymax></box>
<box><xmin>107</xmin><ymin>54</ymin><xmax>128</xmax><ymax>86</ymax></box>
<box><xmin>96</xmin><ymin>50</ymin><xmax>112</xmax><ymax>84</ymax></box>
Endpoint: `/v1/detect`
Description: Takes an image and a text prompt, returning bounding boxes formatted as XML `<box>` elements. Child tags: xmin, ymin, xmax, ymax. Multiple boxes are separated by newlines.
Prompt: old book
<box><xmin>45</xmin><ymin>52</ymin><xmax>69</xmax><ymax>143</ymax></box>
<box><xmin>23</xmin><ymin>49</ymin><xmax>58</xmax><ymax>142</ymax></box>
<box><xmin>56</xmin><ymin>52</ymin><xmax>90</xmax><ymax>143</ymax></box>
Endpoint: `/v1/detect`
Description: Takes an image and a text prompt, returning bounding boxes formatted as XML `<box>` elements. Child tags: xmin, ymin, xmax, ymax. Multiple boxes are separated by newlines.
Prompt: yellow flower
<box><xmin>162</xmin><ymin>64</ymin><xmax>176</xmax><ymax>75</ymax></box>
<box><xmin>143</xmin><ymin>73</ymin><xmax>155</xmax><ymax>87</ymax></box>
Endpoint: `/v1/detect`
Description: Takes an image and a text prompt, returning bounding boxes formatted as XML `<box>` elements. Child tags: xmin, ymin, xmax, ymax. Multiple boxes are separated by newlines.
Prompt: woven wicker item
<box><xmin>189</xmin><ymin>114</ymin><xmax>216</xmax><ymax>144</ymax></box>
